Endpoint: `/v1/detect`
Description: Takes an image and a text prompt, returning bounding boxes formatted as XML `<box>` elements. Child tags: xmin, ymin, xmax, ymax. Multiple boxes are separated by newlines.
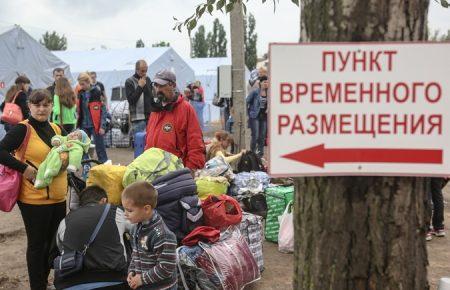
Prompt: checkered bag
<box><xmin>239</xmin><ymin>212</ymin><xmax>264</xmax><ymax>272</ymax></box>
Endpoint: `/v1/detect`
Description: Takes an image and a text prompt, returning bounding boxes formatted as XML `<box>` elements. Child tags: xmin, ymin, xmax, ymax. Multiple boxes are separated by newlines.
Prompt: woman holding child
<box><xmin>0</xmin><ymin>89</ymin><xmax>68</xmax><ymax>290</ymax></box>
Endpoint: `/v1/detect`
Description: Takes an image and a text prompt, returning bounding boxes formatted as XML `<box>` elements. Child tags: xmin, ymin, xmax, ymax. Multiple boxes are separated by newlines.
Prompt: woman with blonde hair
<box><xmin>53</xmin><ymin>76</ymin><xmax>77</xmax><ymax>132</ymax></box>
<box><xmin>206</xmin><ymin>130</ymin><xmax>245</xmax><ymax>164</ymax></box>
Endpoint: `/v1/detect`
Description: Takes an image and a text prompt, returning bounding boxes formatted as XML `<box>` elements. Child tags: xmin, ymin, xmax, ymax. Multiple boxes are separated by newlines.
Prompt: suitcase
<box><xmin>134</xmin><ymin>131</ymin><xmax>146</xmax><ymax>158</ymax></box>
<box><xmin>239</xmin><ymin>212</ymin><xmax>264</xmax><ymax>272</ymax></box>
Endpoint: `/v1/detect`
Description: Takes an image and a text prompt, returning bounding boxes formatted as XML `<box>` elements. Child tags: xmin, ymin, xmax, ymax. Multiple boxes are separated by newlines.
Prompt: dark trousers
<box><xmin>18</xmin><ymin>201</ymin><xmax>67</xmax><ymax>290</ymax></box>
<box><xmin>429</xmin><ymin>177</ymin><xmax>445</xmax><ymax>230</ymax></box>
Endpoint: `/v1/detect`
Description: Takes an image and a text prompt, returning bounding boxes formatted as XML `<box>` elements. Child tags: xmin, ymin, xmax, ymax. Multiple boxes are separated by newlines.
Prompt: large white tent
<box><xmin>54</xmin><ymin>47</ymin><xmax>195</xmax><ymax>109</ymax></box>
<box><xmin>0</xmin><ymin>25</ymin><xmax>72</xmax><ymax>138</ymax></box>
<box><xmin>187</xmin><ymin>57</ymin><xmax>250</xmax><ymax>123</ymax></box>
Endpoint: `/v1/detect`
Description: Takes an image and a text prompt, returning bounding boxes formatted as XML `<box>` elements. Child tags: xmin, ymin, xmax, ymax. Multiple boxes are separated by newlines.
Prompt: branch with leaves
<box><xmin>173</xmin><ymin>0</ymin><xmax>299</xmax><ymax>34</ymax></box>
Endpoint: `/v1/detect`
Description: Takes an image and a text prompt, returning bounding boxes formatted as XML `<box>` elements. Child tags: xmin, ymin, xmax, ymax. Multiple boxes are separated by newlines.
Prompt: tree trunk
<box><xmin>295</xmin><ymin>1</ymin><xmax>430</xmax><ymax>289</ymax></box>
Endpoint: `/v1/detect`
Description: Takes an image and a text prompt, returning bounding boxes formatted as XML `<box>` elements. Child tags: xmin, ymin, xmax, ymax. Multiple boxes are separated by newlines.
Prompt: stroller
<box><xmin>67</xmin><ymin>158</ymin><xmax>102</xmax><ymax>210</ymax></box>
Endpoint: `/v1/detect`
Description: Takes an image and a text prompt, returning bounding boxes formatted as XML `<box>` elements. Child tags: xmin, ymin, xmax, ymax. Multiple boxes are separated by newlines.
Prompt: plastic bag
<box><xmin>202</xmin><ymin>195</ymin><xmax>242</xmax><ymax>229</ymax></box>
<box><xmin>87</xmin><ymin>164</ymin><xmax>126</xmax><ymax>205</ymax></box>
<box><xmin>178</xmin><ymin>227</ymin><xmax>260</xmax><ymax>290</ymax></box>
<box><xmin>196</xmin><ymin>176</ymin><xmax>229</xmax><ymax>200</ymax></box>
<box><xmin>278</xmin><ymin>201</ymin><xmax>294</xmax><ymax>253</ymax></box>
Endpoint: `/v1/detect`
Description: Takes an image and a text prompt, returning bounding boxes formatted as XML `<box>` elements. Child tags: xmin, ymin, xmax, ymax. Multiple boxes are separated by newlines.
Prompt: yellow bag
<box><xmin>87</xmin><ymin>164</ymin><xmax>127</xmax><ymax>205</ymax></box>
<box><xmin>196</xmin><ymin>176</ymin><xmax>229</xmax><ymax>200</ymax></box>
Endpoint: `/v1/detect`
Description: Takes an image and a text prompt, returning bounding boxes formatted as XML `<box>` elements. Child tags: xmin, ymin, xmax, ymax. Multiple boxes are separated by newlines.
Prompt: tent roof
<box><xmin>0</xmin><ymin>25</ymin><xmax>72</xmax><ymax>92</ymax></box>
<box><xmin>53</xmin><ymin>47</ymin><xmax>172</xmax><ymax>73</ymax></box>
<box><xmin>186</xmin><ymin>57</ymin><xmax>233</xmax><ymax>76</ymax></box>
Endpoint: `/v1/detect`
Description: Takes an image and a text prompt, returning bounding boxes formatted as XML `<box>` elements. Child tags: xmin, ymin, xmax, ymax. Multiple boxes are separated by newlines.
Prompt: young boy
<box><xmin>122</xmin><ymin>181</ymin><xmax>177</xmax><ymax>290</ymax></box>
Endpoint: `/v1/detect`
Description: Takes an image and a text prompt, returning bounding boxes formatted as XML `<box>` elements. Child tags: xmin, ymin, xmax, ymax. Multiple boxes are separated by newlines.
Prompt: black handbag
<box><xmin>53</xmin><ymin>204</ymin><xmax>111</xmax><ymax>278</ymax></box>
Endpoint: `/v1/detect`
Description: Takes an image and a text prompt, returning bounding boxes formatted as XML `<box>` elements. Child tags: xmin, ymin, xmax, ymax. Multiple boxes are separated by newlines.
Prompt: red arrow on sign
<box><xmin>281</xmin><ymin>144</ymin><xmax>443</xmax><ymax>168</ymax></box>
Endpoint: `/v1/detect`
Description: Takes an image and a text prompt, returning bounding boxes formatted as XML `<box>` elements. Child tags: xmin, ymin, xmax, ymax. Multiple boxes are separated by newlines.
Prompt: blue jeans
<box><xmin>249</xmin><ymin>117</ymin><xmax>267</xmax><ymax>157</ymax></box>
<box><xmin>83</xmin><ymin>127</ymin><xmax>108</xmax><ymax>163</ymax></box>
<box><xmin>191</xmin><ymin>101</ymin><xmax>205</xmax><ymax>131</ymax></box>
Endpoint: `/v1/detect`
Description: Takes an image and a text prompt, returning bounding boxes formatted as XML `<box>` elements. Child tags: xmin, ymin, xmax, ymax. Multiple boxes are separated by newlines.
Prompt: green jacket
<box><xmin>52</xmin><ymin>95</ymin><xmax>77</xmax><ymax>125</ymax></box>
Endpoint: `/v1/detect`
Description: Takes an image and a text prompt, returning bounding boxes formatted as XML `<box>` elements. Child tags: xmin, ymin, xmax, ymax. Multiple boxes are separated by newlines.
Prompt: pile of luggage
<box><xmin>82</xmin><ymin>148</ymin><xmax>295</xmax><ymax>289</ymax></box>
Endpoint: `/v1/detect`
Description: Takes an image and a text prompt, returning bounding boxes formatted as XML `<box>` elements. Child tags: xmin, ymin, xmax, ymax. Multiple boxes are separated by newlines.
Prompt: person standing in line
<box><xmin>89</xmin><ymin>71</ymin><xmax>108</xmax><ymax>108</ymax></box>
<box><xmin>426</xmin><ymin>178</ymin><xmax>447</xmax><ymax>241</ymax></box>
<box><xmin>52</xmin><ymin>77</ymin><xmax>77</xmax><ymax>133</ymax></box>
<box><xmin>46</xmin><ymin>68</ymin><xmax>65</xmax><ymax>98</ymax></box>
<box><xmin>246</xmin><ymin>75</ymin><xmax>269</xmax><ymax>158</ymax></box>
<box><xmin>0</xmin><ymin>76</ymin><xmax>31</xmax><ymax>132</ymax></box>
<box><xmin>76</xmin><ymin>73</ymin><xmax>108</xmax><ymax>163</ymax></box>
<box><xmin>144</xmin><ymin>69</ymin><xmax>205</xmax><ymax>171</ymax></box>
<box><xmin>125</xmin><ymin>60</ymin><xmax>156</xmax><ymax>143</ymax></box>
<box><xmin>0</xmin><ymin>89</ymin><xmax>68</xmax><ymax>290</ymax></box>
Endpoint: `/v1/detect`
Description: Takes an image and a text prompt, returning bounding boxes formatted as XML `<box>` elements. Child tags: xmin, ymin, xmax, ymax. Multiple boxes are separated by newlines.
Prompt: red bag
<box><xmin>1</xmin><ymin>92</ymin><xmax>23</xmax><ymax>125</ymax></box>
<box><xmin>0</xmin><ymin>123</ymin><xmax>31</xmax><ymax>212</ymax></box>
<box><xmin>181</xmin><ymin>226</ymin><xmax>220</xmax><ymax>246</ymax></box>
<box><xmin>202</xmin><ymin>195</ymin><xmax>243</xmax><ymax>228</ymax></box>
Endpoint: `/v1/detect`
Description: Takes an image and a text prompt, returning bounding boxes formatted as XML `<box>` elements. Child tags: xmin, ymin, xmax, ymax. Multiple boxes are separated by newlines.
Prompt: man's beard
<box><xmin>157</xmin><ymin>91</ymin><xmax>176</xmax><ymax>103</ymax></box>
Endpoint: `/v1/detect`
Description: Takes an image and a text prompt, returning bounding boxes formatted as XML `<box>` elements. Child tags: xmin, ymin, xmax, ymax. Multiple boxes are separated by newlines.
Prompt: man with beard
<box><xmin>144</xmin><ymin>69</ymin><xmax>205</xmax><ymax>171</ymax></box>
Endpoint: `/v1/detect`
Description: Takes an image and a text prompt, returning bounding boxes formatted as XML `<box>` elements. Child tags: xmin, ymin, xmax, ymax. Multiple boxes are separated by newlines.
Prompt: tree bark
<box><xmin>295</xmin><ymin>1</ymin><xmax>430</xmax><ymax>289</ymax></box>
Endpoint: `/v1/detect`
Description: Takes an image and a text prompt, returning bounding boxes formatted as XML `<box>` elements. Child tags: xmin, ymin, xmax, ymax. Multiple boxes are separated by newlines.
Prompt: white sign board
<box><xmin>269</xmin><ymin>43</ymin><xmax>450</xmax><ymax>177</ymax></box>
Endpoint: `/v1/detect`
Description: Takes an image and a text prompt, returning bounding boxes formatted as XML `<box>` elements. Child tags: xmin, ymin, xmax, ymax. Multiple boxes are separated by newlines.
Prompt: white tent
<box><xmin>0</xmin><ymin>25</ymin><xmax>72</xmax><ymax>138</ymax></box>
<box><xmin>54</xmin><ymin>47</ymin><xmax>196</xmax><ymax>114</ymax></box>
<box><xmin>186</xmin><ymin>57</ymin><xmax>250</xmax><ymax>123</ymax></box>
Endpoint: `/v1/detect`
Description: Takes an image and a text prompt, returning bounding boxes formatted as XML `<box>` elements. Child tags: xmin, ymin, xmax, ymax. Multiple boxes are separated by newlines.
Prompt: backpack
<box><xmin>152</xmin><ymin>169</ymin><xmax>203</xmax><ymax>241</ymax></box>
<box><xmin>237</xmin><ymin>151</ymin><xmax>264</xmax><ymax>173</ymax></box>
<box><xmin>122</xmin><ymin>148</ymin><xmax>184</xmax><ymax>187</ymax></box>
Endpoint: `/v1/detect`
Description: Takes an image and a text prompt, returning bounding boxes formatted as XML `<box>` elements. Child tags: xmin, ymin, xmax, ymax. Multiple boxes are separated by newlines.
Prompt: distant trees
<box><xmin>191</xmin><ymin>18</ymin><xmax>228</xmax><ymax>58</ymax></box>
<box><xmin>429</xmin><ymin>29</ymin><xmax>450</xmax><ymax>41</ymax></box>
<box><xmin>244</xmin><ymin>13</ymin><xmax>257</xmax><ymax>70</ymax></box>
<box><xmin>192</xmin><ymin>25</ymin><xmax>209</xmax><ymax>57</ymax></box>
<box><xmin>40</xmin><ymin>31</ymin><xmax>67</xmax><ymax>51</ymax></box>
<box><xmin>152</xmin><ymin>41</ymin><xmax>170</xmax><ymax>47</ymax></box>
<box><xmin>207</xmin><ymin>19</ymin><xmax>227</xmax><ymax>57</ymax></box>
<box><xmin>136</xmin><ymin>39</ymin><xmax>145</xmax><ymax>48</ymax></box>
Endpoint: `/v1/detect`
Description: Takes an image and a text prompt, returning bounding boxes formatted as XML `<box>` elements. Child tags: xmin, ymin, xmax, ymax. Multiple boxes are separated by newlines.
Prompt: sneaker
<box><xmin>426</xmin><ymin>230</ymin><xmax>433</xmax><ymax>241</ymax></box>
<box><xmin>434</xmin><ymin>228</ymin><xmax>446</xmax><ymax>237</ymax></box>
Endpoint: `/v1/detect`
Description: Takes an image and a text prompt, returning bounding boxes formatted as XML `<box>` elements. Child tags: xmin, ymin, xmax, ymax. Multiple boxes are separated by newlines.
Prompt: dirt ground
<box><xmin>0</xmin><ymin>147</ymin><xmax>448</xmax><ymax>289</ymax></box>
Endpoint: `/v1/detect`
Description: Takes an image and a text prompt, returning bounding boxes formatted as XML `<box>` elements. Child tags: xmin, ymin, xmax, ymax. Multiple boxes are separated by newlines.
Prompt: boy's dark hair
<box><xmin>28</xmin><ymin>89</ymin><xmax>53</xmax><ymax>105</ymax></box>
<box><xmin>79</xmin><ymin>185</ymin><xmax>108</xmax><ymax>206</ymax></box>
<box><xmin>15</xmin><ymin>75</ymin><xmax>31</xmax><ymax>85</ymax></box>
<box><xmin>122</xmin><ymin>181</ymin><xmax>158</xmax><ymax>208</ymax></box>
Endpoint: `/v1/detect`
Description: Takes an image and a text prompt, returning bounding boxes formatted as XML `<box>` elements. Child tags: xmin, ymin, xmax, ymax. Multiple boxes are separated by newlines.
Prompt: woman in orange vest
<box><xmin>0</xmin><ymin>89</ymin><xmax>67</xmax><ymax>290</ymax></box>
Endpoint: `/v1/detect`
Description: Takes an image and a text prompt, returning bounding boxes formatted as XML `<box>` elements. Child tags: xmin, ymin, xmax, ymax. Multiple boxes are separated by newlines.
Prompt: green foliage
<box><xmin>192</xmin><ymin>25</ymin><xmax>209</xmax><ymax>57</ymax></box>
<box><xmin>429</xmin><ymin>29</ymin><xmax>450</xmax><ymax>41</ymax></box>
<box><xmin>436</xmin><ymin>0</ymin><xmax>449</xmax><ymax>8</ymax></box>
<box><xmin>39</xmin><ymin>31</ymin><xmax>67</xmax><ymax>51</ymax></box>
<box><xmin>173</xmin><ymin>0</ymin><xmax>299</xmax><ymax>33</ymax></box>
<box><xmin>136</xmin><ymin>39</ymin><xmax>145</xmax><ymax>48</ymax></box>
<box><xmin>244</xmin><ymin>13</ymin><xmax>258</xmax><ymax>70</ymax></box>
<box><xmin>152</xmin><ymin>41</ymin><xmax>170</xmax><ymax>47</ymax></box>
<box><xmin>207</xmin><ymin>19</ymin><xmax>228</xmax><ymax>57</ymax></box>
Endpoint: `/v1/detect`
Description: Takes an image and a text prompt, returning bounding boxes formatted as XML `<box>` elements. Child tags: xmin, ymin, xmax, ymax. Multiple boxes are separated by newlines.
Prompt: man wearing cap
<box><xmin>144</xmin><ymin>69</ymin><xmax>205</xmax><ymax>170</ymax></box>
<box><xmin>125</xmin><ymin>60</ymin><xmax>155</xmax><ymax>138</ymax></box>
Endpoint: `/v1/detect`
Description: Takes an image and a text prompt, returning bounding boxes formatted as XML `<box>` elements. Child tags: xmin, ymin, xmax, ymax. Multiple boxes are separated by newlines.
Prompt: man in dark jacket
<box><xmin>125</xmin><ymin>60</ymin><xmax>157</xmax><ymax>141</ymax></box>
<box><xmin>53</xmin><ymin>186</ymin><xmax>132</xmax><ymax>290</ymax></box>
<box><xmin>46</xmin><ymin>68</ymin><xmax>65</xmax><ymax>97</ymax></box>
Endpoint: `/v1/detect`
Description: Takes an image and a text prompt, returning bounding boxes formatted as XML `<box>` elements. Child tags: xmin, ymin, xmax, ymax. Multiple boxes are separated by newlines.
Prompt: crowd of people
<box><xmin>0</xmin><ymin>61</ymin><xmax>446</xmax><ymax>290</ymax></box>
<box><xmin>0</xmin><ymin>60</ymin><xmax>255</xmax><ymax>290</ymax></box>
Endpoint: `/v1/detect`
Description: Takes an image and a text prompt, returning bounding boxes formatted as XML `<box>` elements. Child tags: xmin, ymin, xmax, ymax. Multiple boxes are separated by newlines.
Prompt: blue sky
<box><xmin>0</xmin><ymin>0</ymin><xmax>448</xmax><ymax>58</ymax></box>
